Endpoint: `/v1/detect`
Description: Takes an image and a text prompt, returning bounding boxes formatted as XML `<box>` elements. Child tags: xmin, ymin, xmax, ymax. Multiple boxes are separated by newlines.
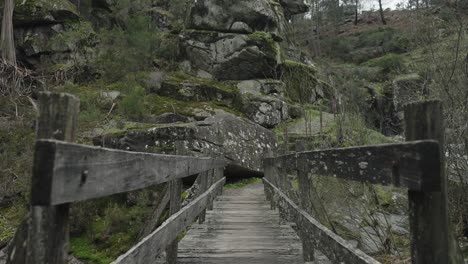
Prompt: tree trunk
<box><xmin>1</xmin><ymin>0</ymin><xmax>17</xmax><ymax>65</ymax></box>
<box><xmin>354</xmin><ymin>0</ymin><xmax>358</xmax><ymax>25</ymax></box>
<box><xmin>378</xmin><ymin>0</ymin><xmax>386</xmax><ymax>25</ymax></box>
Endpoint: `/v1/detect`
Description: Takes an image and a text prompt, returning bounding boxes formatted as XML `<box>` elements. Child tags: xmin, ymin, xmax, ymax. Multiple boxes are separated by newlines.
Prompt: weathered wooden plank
<box><xmin>166</xmin><ymin>141</ymin><xmax>185</xmax><ymax>264</ymax></box>
<box><xmin>166</xmin><ymin>178</ymin><xmax>182</xmax><ymax>264</ymax></box>
<box><xmin>263</xmin><ymin>178</ymin><xmax>380</xmax><ymax>264</ymax></box>
<box><xmin>265</xmin><ymin>140</ymin><xmax>441</xmax><ymax>191</ymax></box>
<box><xmin>27</xmin><ymin>93</ymin><xmax>80</xmax><ymax>264</ymax></box>
<box><xmin>111</xmin><ymin>177</ymin><xmax>226</xmax><ymax>264</ymax></box>
<box><xmin>139</xmin><ymin>184</ymin><xmax>170</xmax><ymax>238</ymax></box>
<box><xmin>198</xmin><ymin>171</ymin><xmax>208</xmax><ymax>224</ymax></box>
<box><xmin>404</xmin><ymin>100</ymin><xmax>462</xmax><ymax>264</ymax></box>
<box><xmin>177</xmin><ymin>182</ymin><xmax>305</xmax><ymax>264</ymax></box>
<box><xmin>31</xmin><ymin>139</ymin><xmax>226</xmax><ymax>205</ymax></box>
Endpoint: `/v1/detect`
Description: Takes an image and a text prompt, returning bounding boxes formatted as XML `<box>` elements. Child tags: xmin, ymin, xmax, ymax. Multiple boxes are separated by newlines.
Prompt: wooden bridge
<box><xmin>5</xmin><ymin>92</ymin><xmax>460</xmax><ymax>264</ymax></box>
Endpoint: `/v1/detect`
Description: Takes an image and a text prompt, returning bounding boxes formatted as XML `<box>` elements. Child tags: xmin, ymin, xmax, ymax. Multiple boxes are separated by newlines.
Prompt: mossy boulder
<box><xmin>13</xmin><ymin>0</ymin><xmax>79</xmax><ymax>26</ymax></box>
<box><xmin>392</xmin><ymin>73</ymin><xmax>425</xmax><ymax>111</ymax></box>
<box><xmin>280</xmin><ymin>60</ymin><xmax>332</xmax><ymax>103</ymax></box>
<box><xmin>183</xmin><ymin>30</ymin><xmax>282</xmax><ymax>80</ymax></box>
<box><xmin>15</xmin><ymin>21</ymin><xmax>96</xmax><ymax>70</ymax></box>
<box><xmin>187</xmin><ymin>0</ymin><xmax>281</xmax><ymax>34</ymax></box>
<box><xmin>280</xmin><ymin>0</ymin><xmax>308</xmax><ymax>18</ymax></box>
<box><xmin>155</xmin><ymin>73</ymin><xmax>242</xmax><ymax>108</ymax></box>
<box><xmin>93</xmin><ymin>112</ymin><xmax>277</xmax><ymax>174</ymax></box>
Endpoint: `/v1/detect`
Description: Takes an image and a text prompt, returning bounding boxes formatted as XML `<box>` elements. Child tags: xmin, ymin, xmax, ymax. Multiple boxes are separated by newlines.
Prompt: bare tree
<box><xmin>354</xmin><ymin>0</ymin><xmax>359</xmax><ymax>25</ymax></box>
<box><xmin>1</xmin><ymin>0</ymin><xmax>16</xmax><ymax>65</ymax></box>
<box><xmin>378</xmin><ymin>0</ymin><xmax>387</xmax><ymax>25</ymax></box>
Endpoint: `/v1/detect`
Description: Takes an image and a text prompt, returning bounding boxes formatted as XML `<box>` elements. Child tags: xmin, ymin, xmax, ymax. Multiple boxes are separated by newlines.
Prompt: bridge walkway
<box><xmin>177</xmin><ymin>183</ymin><xmax>305</xmax><ymax>264</ymax></box>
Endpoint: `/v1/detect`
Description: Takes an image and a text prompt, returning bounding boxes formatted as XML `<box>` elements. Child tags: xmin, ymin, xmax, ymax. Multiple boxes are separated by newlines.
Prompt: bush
<box><xmin>93</xmin><ymin>15</ymin><xmax>161</xmax><ymax>82</ymax></box>
<box><xmin>365</xmin><ymin>54</ymin><xmax>404</xmax><ymax>73</ymax></box>
<box><xmin>119</xmin><ymin>85</ymin><xmax>146</xmax><ymax>121</ymax></box>
<box><xmin>322</xmin><ymin>27</ymin><xmax>409</xmax><ymax>62</ymax></box>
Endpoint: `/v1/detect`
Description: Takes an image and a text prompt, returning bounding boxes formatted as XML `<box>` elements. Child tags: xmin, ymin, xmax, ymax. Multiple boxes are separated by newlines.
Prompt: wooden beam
<box><xmin>166</xmin><ymin>141</ymin><xmax>184</xmax><ymax>264</ymax></box>
<box><xmin>263</xmin><ymin>178</ymin><xmax>379</xmax><ymax>264</ymax></box>
<box><xmin>111</xmin><ymin>177</ymin><xmax>226</xmax><ymax>264</ymax></box>
<box><xmin>404</xmin><ymin>100</ymin><xmax>460</xmax><ymax>264</ymax></box>
<box><xmin>265</xmin><ymin>140</ymin><xmax>441</xmax><ymax>191</ymax></box>
<box><xmin>197</xmin><ymin>171</ymin><xmax>208</xmax><ymax>224</ymax></box>
<box><xmin>31</xmin><ymin>140</ymin><xmax>226</xmax><ymax>205</ymax></box>
<box><xmin>26</xmin><ymin>92</ymin><xmax>80</xmax><ymax>264</ymax></box>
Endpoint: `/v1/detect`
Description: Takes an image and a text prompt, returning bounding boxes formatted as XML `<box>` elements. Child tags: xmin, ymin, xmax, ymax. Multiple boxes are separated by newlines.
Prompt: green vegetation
<box><xmin>93</xmin><ymin>16</ymin><xmax>162</xmax><ymax>82</ymax></box>
<box><xmin>165</xmin><ymin>72</ymin><xmax>239</xmax><ymax>93</ymax></box>
<box><xmin>322</xmin><ymin>27</ymin><xmax>410</xmax><ymax>63</ymax></box>
<box><xmin>281</xmin><ymin>60</ymin><xmax>323</xmax><ymax>103</ymax></box>
<box><xmin>69</xmin><ymin>188</ymin><xmax>158</xmax><ymax>264</ymax></box>
<box><xmin>365</xmin><ymin>53</ymin><xmax>405</xmax><ymax>74</ymax></box>
<box><xmin>248</xmin><ymin>31</ymin><xmax>282</xmax><ymax>59</ymax></box>
<box><xmin>0</xmin><ymin>98</ymin><xmax>35</xmax><ymax>245</ymax></box>
<box><xmin>225</xmin><ymin>178</ymin><xmax>262</xmax><ymax>189</ymax></box>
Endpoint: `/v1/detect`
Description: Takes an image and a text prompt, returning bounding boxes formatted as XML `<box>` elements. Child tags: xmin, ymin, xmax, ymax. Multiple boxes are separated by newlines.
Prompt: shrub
<box><xmin>119</xmin><ymin>85</ymin><xmax>146</xmax><ymax>121</ymax></box>
<box><xmin>281</xmin><ymin>60</ymin><xmax>322</xmax><ymax>103</ymax></box>
<box><xmin>365</xmin><ymin>54</ymin><xmax>404</xmax><ymax>73</ymax></box>
<box><xmin>93</xmin><ymin>15</ymin><xmax>160</xmax><ymax>82</ymax></box>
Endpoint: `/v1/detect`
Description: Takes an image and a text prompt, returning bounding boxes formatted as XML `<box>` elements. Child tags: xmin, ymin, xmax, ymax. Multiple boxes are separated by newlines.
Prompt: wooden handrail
<box><xmin>263</xmin><ymin>178</ymin><xmax>379</xmax><ymax>264</ymax></box>
<box><xmin>7</xmin><ymin>92</ymin><xmax>227</xmax><ymax>264</ymax></box>
<box><xmin>264</xmin><ymin>140</ymin><xmax>441</xmax><ymax>191</ymax></box>
<box><xmin>112</xmin><ymin>177</ymin><xmax>226</xmax><ymax>264</ymax></box>
<box><xmin>262</xmin><ymin>100</ymin><xmax>459</xmax><ymax>264</ymax></box>
<box><xmin>31</xmin><ymin>139</ymin><xmax>226</xmax><ymax>205</ymax></box>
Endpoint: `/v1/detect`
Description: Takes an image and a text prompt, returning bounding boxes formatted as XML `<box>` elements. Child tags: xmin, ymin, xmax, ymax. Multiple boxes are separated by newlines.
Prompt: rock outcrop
<box><xmin>182</xmin><ymin>0</ymin><xmax>304</xmax><ymax>81</ymax></box>
<box><xmin>187</xmin><ymin>0</ymin><xmax>282</xmax><ymax>34</ymax></box>
<box><xmin>11</xmin><ymin>0</ymin><xmax>98</xmax><ymax>71</ymax></box>
<box><xmin>392</xmin><ymin>73</ymin><xmax>426</xmax><ymax>111</ymax></box>
<box><xmin>182</xmin><ymin>30</ymin><xmax>281</xmax><ymax>80</ymax></box>
<box><xmin>175</xmin><ymin>0</ymin><xmax>315</xmax><ymax>128</ymax></box>
<box><xmin>93</xmin><ymin>112</ymin><xmax>277</xmax><ymax>174</ymax></box>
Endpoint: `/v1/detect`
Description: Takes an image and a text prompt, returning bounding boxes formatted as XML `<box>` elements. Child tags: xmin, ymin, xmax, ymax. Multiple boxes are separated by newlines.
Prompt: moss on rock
<box><xmin>14</xmin><ymin>0</ymin><xmax>79</xmax><ymax>25</ymax></box>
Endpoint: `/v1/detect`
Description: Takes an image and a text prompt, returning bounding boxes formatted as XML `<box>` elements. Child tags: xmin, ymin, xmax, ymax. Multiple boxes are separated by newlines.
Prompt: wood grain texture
<box><xmin>139</xmin><ymin>184</ymin><xmax>170</xmax><ymax>238</ymax></box>
<box><xmin>111</xmin><ymin>177</ymin><xmax>226</xmax><ymax>264</ymax></box>
<box><xmin>26</xmin><ymin>92</ymin><xmax>80</xmax><ymax>264</ymax></box>
<box><xmin>263</xmin><ymin>178</ymin><xmax>380</xmax><ymax>264</ymax></box>
<box><xmin>31</xmin><ymin>139</ymin><xmax>226</xmax><ymax>205</ymax></box>
<box><xmin>166</xmin><ymin>178</ymin><xmax>182</xmax><ymax>264</ymax></box>
<box><xmin>197</xmin><ymin>171</ymin><xmax>208</xmax><ymax>224</ymax></box>
<box><xmin>177</xmin><ymin>183</ymin><xmax>304</xmax><ymax>264</ymax></box>
<box><xmin>404</xmin><ymin>100</ymin><xmax>460</xmax><ymax>264</ymax></box>
<box><xmin>265</xmin><ymin>140</ymin><xmax>441</xmax><ymax>191</ymax></box>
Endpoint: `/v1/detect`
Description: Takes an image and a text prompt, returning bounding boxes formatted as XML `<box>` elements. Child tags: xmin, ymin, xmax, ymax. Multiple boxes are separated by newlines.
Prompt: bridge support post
<box><xmin>198</xmin><ymin>171</ymin><xmax>208</xmax><ymax>224</ymax></box>
<box><xmin>297</xmin><ymin>168</ymin><xmax>315</xmax><ymax>262</ymax></box>
<box><xmin>8</xmin><ymin>93</ymin><xmax>80</xmax><ymax>264</ymax></box>
<box><xmin>207</xmin><ymin>169</ymin><xmax>214</xmax><ymax>211</ymax></box>
<box><xmin>404</xmin><ymin>100</ymin><xmax>461</xmax><ymax>264</ymax></box>
<box><xmin>166</xmin><ymin>141</ymin><xmax>184</xmax><ymax>264</ymax></box>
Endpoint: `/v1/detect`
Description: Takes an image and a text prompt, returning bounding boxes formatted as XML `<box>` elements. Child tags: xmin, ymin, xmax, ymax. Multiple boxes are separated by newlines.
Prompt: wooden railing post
<box><xmin>166</xmin><ymin>141</ymin><xmax>184</xmax><ymax>264</ymax></box>
<box><xmin>263</xmin><ymin>159</ymin><xmax>277</xmax><ymax>210</ymax></box>
<box><xmin>404</xmin><ymin>100</ymin><xmax>453</xmax><ymax>264</ymax></box>
<box><xmin>206</xmin><ymin>169</ymin><xmax>214</xmax><ymax>211</ymax></box>
<box><xmin>215</xmin><ymin>167</ymin><xmax>224</xmax><ymax>196</ymax></box>
<box><xmin>198</xmin><ymin>171</ymin><xmax>208</xmax><ymax>224</ymax></box>
<box><xmin>297</xmin><ymin>155</ymin><xmax>315</xmax><ymax>262</ymax></box>
<box><xmin>26</xmin><ymin>92</ymin><xmax>79</xmax><ymax>264</ymax></box>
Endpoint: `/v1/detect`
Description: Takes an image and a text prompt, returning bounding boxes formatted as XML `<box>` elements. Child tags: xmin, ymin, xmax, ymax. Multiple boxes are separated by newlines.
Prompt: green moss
<box><xmin>0</xmin><ymin>203</ymin><xmax>28</xmax><ymax>245</ymax></box>
<box><xmin>281</xmin><ymin>60</ymin><xmax>329</xmax><ymax>103</ymax></box>
<box><xmin>70</xmin><ymin>237</ymin><xmax>114</xmax><ymax>264</ymax></box>
<box><xmin>70</xmin><ymin>191</ymin><xmax>155</xmax><ymax>263</ymax></box>
<box><xmin>225</xmin><ymin>178</ymin><xmax>262</xmax><ymax>189</ymax></box>
<box><xmin>14</xmin><ymin>0</ymin><xmax>79</xmax><ymax>24</ymax></box>
<box><xmin>165</xmin><ymin>72</ymin><xmax>236</xmax><ymax>92</ymax></box>
<box><xmin>248</xmin><ymin>31</ymin><xmax>281</xmax><ymax>59</ymax></box>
